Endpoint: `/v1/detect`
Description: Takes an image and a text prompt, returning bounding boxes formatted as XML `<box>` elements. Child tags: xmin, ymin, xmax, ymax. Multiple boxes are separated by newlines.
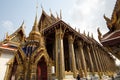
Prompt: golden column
<box><xmin>94</xmin><ymin>46</ymin><xmax>102</xmax><ymax>78</ymax></box>
<box><xmin>101</xmin><ymin>51</ymin><xmax>108</xmax><ymax>75</ymax></box>
<box><xmin>78</xmin><ymin>41</ymin><xmax>87</xmax><ymax>77</ymax></box>
<box><xmin>104</xmin><ymin>54</ymin><xmax>111</xmax><ymax>76</ymax></box>
<box><xmin>86</xmin><ymin>45</ymin><xmax>94</xmax><ymax>75</ymax></box>
<box><xmin>97</xmin><ymin>48</ymin><xmax>105</xmax><ymax>75</ymax></box>
<box><xmin>102</xmin><ymin>52</ymin><xmax>109</xmax><ymax>75</ymax></box>
<box><xmin>76</xmin><ymin>44</ymin><xmax>83</xmax><ymax>77</ymax></box>
<box><xmin>91</xmin><ymin>45</ymin><xmax>100</xmax><ymax>75</ymax></box>
<box><xmin>55</xmin><ymin>27</ymin><xmax>65</xmax><ymax>79</ymax></box>
<box><xmin>68</xmin><ymin>35</ymin><xmax>77</xmax><ymax>78</ymax></box>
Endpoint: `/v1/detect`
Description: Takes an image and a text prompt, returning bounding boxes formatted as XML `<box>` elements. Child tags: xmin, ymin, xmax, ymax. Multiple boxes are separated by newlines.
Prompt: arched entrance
<box><xmin>37</xmin><ymin>57</ymin><xmax>47</xmax><ymax>80</ymax></box>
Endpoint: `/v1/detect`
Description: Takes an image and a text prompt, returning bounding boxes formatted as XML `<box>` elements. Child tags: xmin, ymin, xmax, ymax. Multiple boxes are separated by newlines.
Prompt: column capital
<box><xmin>55</xmin><ymin>28</ymin><xmax>64</xmax><ymax>39</ymax></box>
<box><xmin>68</xmin><ymin>34</ymin><xmax>77</xmax><ymax>78</ymax></box>
<box><xmin>77</xmin><ymin>41</ymin><xmax>84</xmax><ymax>47</ymax></box>
<box><xmin>87</xmin><ymin>46</ymin><xmax>90</xmax><ymax>52</ymax></box>
<box><xmin>68</xmin><ymin>35</ymin><xmax>74</xmax><ymax>43</ymax></box>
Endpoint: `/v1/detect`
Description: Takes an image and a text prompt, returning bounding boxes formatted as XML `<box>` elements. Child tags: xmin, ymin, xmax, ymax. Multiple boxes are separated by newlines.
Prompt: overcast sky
<box><xmin>0</xmin><ymin>0</ymin><xmax>119</xmax><ymax>64</ymax></box>
<box><xmin>0</xmin><ymin>0</ymin><xmax>116</xmax><ymax>40</ymax></box>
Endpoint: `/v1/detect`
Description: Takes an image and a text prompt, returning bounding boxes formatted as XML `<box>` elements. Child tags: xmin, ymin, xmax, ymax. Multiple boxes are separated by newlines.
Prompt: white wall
<box><xmin>0</xmin><ymin>53</ymin><xmax>14</xmax><ymax>80</ymax></box>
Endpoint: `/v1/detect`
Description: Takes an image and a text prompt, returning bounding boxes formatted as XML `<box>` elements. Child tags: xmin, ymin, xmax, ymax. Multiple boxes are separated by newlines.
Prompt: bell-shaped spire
<box><xmin>28</xmin><ymin>12</ymin><xmax>41</xmax><ymax>41</ymax></box>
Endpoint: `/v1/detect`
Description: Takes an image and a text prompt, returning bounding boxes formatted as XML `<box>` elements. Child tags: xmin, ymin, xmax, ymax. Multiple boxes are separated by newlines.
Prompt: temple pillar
<box><xmin>55</xmin><ymin>27</ymin><xmax>65</xmax><ymax>79</ymax></box>
<box><xmin>91</xmin><ymin>45</ymin><xmax>100</xmax><ymax>75</ymax></box>
<box><xmin>76</xmin><ymin>46</ymin><xmax>83</xmax><ymax>77</ymax></box>
<box><xmin>86</xmin><ymin>45</ymin><xmax>94</xmax><ymax>75</ymax></box>
<box><xmin>101</xmin><ymin>51</ymin><xmax>108</xmax><ymax>75</ymax></box>
<box><xmin>97</xmin><ymin>48</ymin><xmax>105</xmax><ymax>75</ymax></box>
<box><xmin>104</xmin><ymin>54</ymin><xmax>111</xmax><ymax>76</ymax></box>
<box><xmin>78</xmin><ymin>41</ymin><xmax>87</xmax><ymax>77</ymax></box>
<box><xmin>94</xmin><ymin>46</ymin><xmax>102</xmax><ymax>78</ymax></box>
<box><xmin>68</xmin><ymin>35</ymin><xmax>77</xmax><ymax>78</ymax></box>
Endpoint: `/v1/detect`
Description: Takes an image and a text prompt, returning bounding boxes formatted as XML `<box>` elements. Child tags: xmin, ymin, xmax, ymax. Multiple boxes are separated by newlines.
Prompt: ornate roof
<box><xmin>98</xmin><ymin>0</ymin><xmax>120</xmax><ymax>59</ymax></box>
<box><xmin>2</xmin><ymin>21</ymin><xmax>26</xmax><ymax>45</ymax></box>
<box><xmin>103</xmin><ymin>0</ymin><xmax>120</xmax><ymax>32</ymax></box>
<box><xmin>38</xmin><ymin>10</ymin><xmax>59</xmax><ymax>31</ymax></box>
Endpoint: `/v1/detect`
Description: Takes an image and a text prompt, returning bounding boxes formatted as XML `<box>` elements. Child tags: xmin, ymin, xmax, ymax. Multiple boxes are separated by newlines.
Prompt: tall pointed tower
<box><xmin>24</xmin><ymin>14</ymin><xmax>41</xmax><ymax>56</ymax></box>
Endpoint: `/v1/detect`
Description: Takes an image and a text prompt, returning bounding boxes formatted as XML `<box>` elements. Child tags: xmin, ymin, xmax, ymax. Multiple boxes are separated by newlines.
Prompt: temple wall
<box><xmin>0</xmin><ymin>53</ymin><xmax>14</xmax><ymax>80</ymax></box>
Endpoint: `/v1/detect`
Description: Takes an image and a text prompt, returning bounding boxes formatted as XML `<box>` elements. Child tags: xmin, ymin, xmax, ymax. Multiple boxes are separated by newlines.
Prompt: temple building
<box><xmin>98</xmin><ymin>0</ymin><xmax>120</xmax><ymax>59</ymax></box>
<box><xmin>0</xmin><ymin>6</ymin><xmax>117</xmax><ymax>80</ymax></box>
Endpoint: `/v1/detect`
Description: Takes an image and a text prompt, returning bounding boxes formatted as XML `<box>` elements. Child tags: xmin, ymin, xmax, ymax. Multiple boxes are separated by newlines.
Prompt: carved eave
<box><xmin>0</xmin><ymin>43</ymin><xmax>17</xmax><ymax>53</ymax></box>
<box><xmin>42</xmin><ymin>20</ymin><xmax>91</xmax><ymax>44</ymax></box>
<box><xmin>101</xmin><ymin>30</ymin><xmax>120</xmax><ymax>46</ymax></box>
<box><xmin>87</xmin><ymin>35</ymin><xmax>100</xmax><ymax>46</ymax></box>
<box><xmin>99</xmin><ymin>29</ymin><xmax>120</xmax><ymax>59</ymax></box>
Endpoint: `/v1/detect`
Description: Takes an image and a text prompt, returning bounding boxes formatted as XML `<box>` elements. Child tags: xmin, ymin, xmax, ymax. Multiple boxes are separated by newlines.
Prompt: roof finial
<box><xmin>6</xmin><ymin>32</ymin><xmax>9</xmax><ymax>39</ymax></box>
<box><xmin>87</xmin><ymin>32</ymin><xmax>89</xmax><ymax>37</ymax></box>
<box><xmin>91</xmin><ymin>33</ymin><xmax>93</xmax><ymax>38</ymax></box>
<box><xmin>75</xmin><ymin>27</ymin><xmax>76</xmax><ymax>30</ymax></box>
<box><xmin>78</xmin><ymin>28</ymin><xmax>80</xmax><ymax>33</ymax></box>
<box><xmin>83</xmin><ymin>30</ymin><xmax>86</xmax><ymax>36</ymax></box>
<box><xmin>56</xmin><ymin>12</ymin><xmax>59</xmax><ymax>19</ymax></box>
<box><xmin>21</xmin><ymin>20</ymin><xmax>24</xmax><ymax>27</ymax></box>
<box><xmin>97</xmin><ymin>27</ymin><xmax>102</xmax><ymax>41</ymax></box>
<box><xmin>41</xmin><ymin>4</ymin><xmax>44</xmax><ymax>11</ymax></box>
<box><xmin>49</xmin><ymin>8</ymin><xmax>52</xmax><ymax>15</ymax></box>
<box><xmin>60</xmin><ymin>9</ymin><xmax>62</xmax><ymax>19</ymax></box>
